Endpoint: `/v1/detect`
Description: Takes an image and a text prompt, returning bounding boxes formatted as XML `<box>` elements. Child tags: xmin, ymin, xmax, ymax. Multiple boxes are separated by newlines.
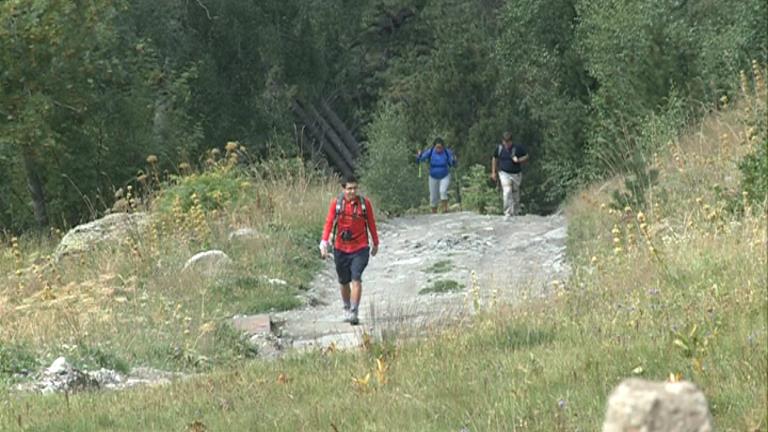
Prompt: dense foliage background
<box><xmin>1</xmin><ymin>0</ymin><xmax>766</xmax><ymax>232</ymax></box>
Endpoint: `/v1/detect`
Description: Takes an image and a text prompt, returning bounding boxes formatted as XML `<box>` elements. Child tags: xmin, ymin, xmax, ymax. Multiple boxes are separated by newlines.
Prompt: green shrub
<box><xmin>461</xmin><ymin>164</ymin><xmax>500</xmax><ymax>214</ymax></box>
<box><xmin>72</xmin><ymin>343</ymin><xmax>130</xmax><ymax>374</ymax></box>
<box><xmin>153</xmin><ymin>166</ymin><xmax>252</xmax><ymax>215</ymax></box>
<box><xmin>739</xmin><ymin>138</ymin><xmax>768</xmax><ymax>206</ymax></box>
<box><xmin>210</xmin><ymin>322</ymin><xmax>259</xmax><ymax>362</ymax></box>
<box><xmin>602</xmin><ymin>96</ymin><xmax>685</xmax><ymax>211</ymax></box>
<box><xmin>609</xmin><ymin>154</ymin><xmax>659</xmax><ymax>211</ymax></box>
<box><xmin>360</xmin><ymin>103</ymin><xmax>426</xmax><ymax>214</ymax></box>
<box><xmin>419</xmin><ymin>279</ymin><xmax>461</xmax><ymax>295</ymax></box>
<box><xmin>578</xmin><ymin>0</ymin><xmax>766</xmax><ymax>186</ymax></box>
<box><xmin>212</xmin><ymin>276</ymin><xmax>302</xmax><ymax>314</ymax></box>
<box><xmin>424</xmin><ymin>260</ymin><xmax>452</xmax><ymax>274</ymax></box>
<box><xmin>739</xmin><ymin>81</ymin><xmax>767</xmax><ymax>206</ymax></box>
<box><xmin>0</xmin><ymin>342</ymin><xmax>37</xmax><ymax>378</ymax></box>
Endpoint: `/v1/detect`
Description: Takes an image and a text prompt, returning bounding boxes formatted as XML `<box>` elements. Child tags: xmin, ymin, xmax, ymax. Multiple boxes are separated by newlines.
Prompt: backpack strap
<box><xmin>332</xmin><ymin>193</ymin><xmax>368</xmax><ymax>239</ymax></box>
<box><xmin>359</xmin><ymin>195</ymin><xmax>369</xmax><ymax>239</ymax></box>
<box><xmin>429</xmin><ymin>145</ymin><xmax>456</xmax><ymax>167</ymax></box>
<box><xmin>332</xmin><ymin>192</ymin><xmax>344</xmax><ymax>238</ymax></box>
<box><xmin>497</xmin><ymin>143</ymin><xmax>516</xmax><ymax>160</ymax></box>
<box><xmin>335</xmin><ymin>193</ymin><xmax>368</xmax><ymax>218</ymax></box>
<box><xmin>358</xmin><ymin>193</ymin><xmax>368</xmax><ymax>218</ymax></box>
<box><xmin>334</xmin><ymin>192</ymin><xmax>345</xmax><ymax>217</ymax></box>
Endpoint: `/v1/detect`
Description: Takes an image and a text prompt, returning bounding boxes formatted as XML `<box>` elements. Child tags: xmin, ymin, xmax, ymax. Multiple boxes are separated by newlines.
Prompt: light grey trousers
<box><xmin>428</xmin><ymin>174</ymin><xmax>451</xmax><ymax>207</ymax></box>
<box><xmin>499</xmin><ymin>171</ymin><xmax>522</xmax><ymax>216</ymax></box>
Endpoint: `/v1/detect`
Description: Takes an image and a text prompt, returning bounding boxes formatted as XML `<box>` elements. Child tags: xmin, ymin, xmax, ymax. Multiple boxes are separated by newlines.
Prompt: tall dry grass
<box><xmin>0</xmin><ymin>155</ymin><xmax>339</xmax><ymax>372</ymax></box>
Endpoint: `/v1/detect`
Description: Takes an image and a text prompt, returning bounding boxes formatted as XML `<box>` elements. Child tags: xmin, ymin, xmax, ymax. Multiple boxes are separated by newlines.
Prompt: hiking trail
<box><xmin>272</xmin><ymin>211</ymin><xmax>568</xmax><ymax>351</ymax></box>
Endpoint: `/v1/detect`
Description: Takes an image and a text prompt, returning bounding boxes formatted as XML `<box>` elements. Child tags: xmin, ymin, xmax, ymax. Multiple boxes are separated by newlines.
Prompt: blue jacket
<box><xmin>417</xmin><ymin>147</ymin><xmax>456</xmax><ymax>180</ymax></box>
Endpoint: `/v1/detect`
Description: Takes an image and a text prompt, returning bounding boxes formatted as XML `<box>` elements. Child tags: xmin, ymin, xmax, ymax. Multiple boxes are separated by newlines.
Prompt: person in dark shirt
<box><xmin>490</xmin><ymin>131</ymin><xmax>529</xmax><ymax>217</ymax></box>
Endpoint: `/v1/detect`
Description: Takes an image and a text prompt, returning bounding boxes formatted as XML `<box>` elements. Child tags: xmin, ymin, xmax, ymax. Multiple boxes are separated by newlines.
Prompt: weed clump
<box><xmin>419</xmin><ymin>279</ymin><xmax>461</xmax><ymax>295</ymax></box>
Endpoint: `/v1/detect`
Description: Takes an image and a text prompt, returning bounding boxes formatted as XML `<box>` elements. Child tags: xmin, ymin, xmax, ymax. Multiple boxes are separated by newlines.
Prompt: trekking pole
<box><xmin>454</xmin><ymin>166</ymin><xmax>462</xmax><ymax>211</ymax></box>
<box><xmin>415</xmin><ymin>146</ymin><xmax>422</xmax><ymax>179</ymax></box>
<box><xmin>451</xmin><ymin>150</ymin><xmax>461</xmax><ymax>211</ymax></box>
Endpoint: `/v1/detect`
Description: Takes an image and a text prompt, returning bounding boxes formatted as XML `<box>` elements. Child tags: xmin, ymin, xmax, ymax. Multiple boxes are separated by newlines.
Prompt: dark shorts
<box><xmin>333</xmin><ymin>247</ymin><xmax>370</xmax><ymax>284</ymax></box>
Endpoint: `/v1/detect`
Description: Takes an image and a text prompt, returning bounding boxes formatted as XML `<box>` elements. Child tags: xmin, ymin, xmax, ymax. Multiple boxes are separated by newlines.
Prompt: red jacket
<box><xmin>321</xmin><ymin>195</ymin><xmax>379</xmax><ymax>253</ymax></box>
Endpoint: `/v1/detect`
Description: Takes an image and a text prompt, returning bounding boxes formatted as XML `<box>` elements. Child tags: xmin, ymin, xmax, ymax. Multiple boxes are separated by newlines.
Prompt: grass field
<box><xmin>0</xmin><ymin>84</ymin><xmax>765</xmax><ymax>431</ymax></box>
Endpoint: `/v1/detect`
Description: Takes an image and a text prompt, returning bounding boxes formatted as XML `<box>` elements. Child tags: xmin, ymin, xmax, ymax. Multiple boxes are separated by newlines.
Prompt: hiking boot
<box><xmin>342</xmin><ymin>309</ymin><xmax>353</xmax><ymax>323</ymax></box>
<box><xmin>349</xmin><ymin>310</ymin><xmax>359</xmax><ymax>325</ymax></box>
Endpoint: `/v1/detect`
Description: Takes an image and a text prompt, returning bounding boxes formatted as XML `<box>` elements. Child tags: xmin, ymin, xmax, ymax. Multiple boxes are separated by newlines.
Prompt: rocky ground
<box><xmin>17</xmin><ymin>211</ymin><xmax>568</xmax><ymax>393</ymax></box>
<box><xmin>273</xmin><ymin>211</ymin><xmax>568</xmax><ymax>351</ymax></box>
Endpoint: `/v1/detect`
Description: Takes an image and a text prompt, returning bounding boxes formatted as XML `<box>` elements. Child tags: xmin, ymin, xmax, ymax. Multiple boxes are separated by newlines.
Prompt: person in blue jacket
<box><xmin>416</xmin><ymin>137</ymin><xmax>457</xmax><ymax>213</ymax></box>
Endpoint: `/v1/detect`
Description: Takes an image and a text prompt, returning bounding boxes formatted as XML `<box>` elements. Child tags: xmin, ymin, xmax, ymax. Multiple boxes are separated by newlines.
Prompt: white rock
<box><xmin>183</xmin><ymin>250</ymin><xmax>232</xmax><ymax>276</ymax></box>
<box><xmin>46</xmin><ymin>357</ymin><xmax>70</xmax><ymax>375</ymax></box>
<box><xmin>603</xmin><ymin>378</ymin><xmax>713</xmax><ymax>432</ymax></box>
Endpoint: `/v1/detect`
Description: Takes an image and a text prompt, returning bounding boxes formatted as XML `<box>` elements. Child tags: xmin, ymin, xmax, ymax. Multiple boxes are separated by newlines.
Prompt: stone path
<box><xmin>271</xmin><ymin>211</ymin><xmax>568</xmax><ymax>352</ymax></box>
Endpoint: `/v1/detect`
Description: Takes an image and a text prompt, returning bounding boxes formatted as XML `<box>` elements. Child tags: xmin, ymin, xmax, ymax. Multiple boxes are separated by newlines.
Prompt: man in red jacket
<box><xmin>319</xmin><ymin>176</ymin><xmax>379</xmax><ymax>325</ymax></box>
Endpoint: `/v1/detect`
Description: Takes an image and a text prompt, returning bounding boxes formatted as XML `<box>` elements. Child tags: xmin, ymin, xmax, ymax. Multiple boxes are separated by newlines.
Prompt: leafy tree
<box><xmin>0</xmin><ymin>1</ymin><xmax>155</xmax><ymax>230</ymax></box>
<box><xmin>377</xmin><ymin>0</ymin><xmax>502</xmax><ymax>163</ymax></box>
<box><xmin>0</xmin><ymin>1</ymin><xmax>212</xmax><ymax>232</ymax></box>
<box><xmin>360</xmin><ymin>103</ymin><xmax>425</xmax><ymax>213</ymax></box>
<box><xmin>495</xmin><ymin>0</ymin><xmax>591</xmax><ymax>210</ymax></box>
<box><xmin>2</xmin><ymin>0</ymin><xmax>766</xmax><ymax>232</ymax></box>
<box><xmin>576</xmin><ymin>0</ymin><xmax>767</xmax><ymax>178</ymax></box>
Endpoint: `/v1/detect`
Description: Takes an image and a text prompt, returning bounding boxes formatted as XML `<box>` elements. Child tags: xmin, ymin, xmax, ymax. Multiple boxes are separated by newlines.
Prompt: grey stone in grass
<box><xmin>248</xmin><ymin>333</ymin><xmax>283</xmax><ymax>361</ymax></box>
<box><xmin>183</xmin><ymin>250</ymin><xmax>232</xmax><ymax>276</ymax></box>
<box><xmin>55</xmin><ymin>212</ymin><xmax>150</xmax><ymax>259</ymax></box>
<box><xmin>232</xmin><ymin>314</ymin><xmax>272</xmax><ymax>336</ymax></box>
<box><xmin>16</xmin><ymin>357</ymin><xmax>100</xmax><ymax>394</ymax></box>
<box><xmin>603</xmin><ymin>378</ymin><xmax>713</xmax><ymax>432</ymax></box>
<box><xmin>15</xmin><ymin>358</ymin><xmax>187</xmax><ymax>394</ymax></box>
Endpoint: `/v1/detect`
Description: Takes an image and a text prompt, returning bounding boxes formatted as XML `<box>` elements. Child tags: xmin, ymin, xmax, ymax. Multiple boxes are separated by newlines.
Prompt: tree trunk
<box><xmin>22</xmin><ymin>147</ymin><xmax>49</xmax><ymax>228</ymax></box>
<box><xmin>291</xmin><ymin>101</ymin><xmax>354</xmax><ymax>178</ymax></box>
<box><xmin>306</xmin><ymin>102</ymin><xmax>356</xmax><ymax>170</ymax></box>
<box><xmin>319</xmin><ymin>100</ymin><xmax>359</xmax><ymax>158</ymax></box>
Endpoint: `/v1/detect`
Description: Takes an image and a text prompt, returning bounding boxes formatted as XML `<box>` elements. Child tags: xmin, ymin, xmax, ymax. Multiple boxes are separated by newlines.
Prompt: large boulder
<box><xmin>55</xmin><ymin>212</ymin><xmax>150</xmax><ymax>259</ymax></box>
<box><xmin>603</xmin><ymin>378</ymin><xmax>713</xmax><ymax>432</ymax></box>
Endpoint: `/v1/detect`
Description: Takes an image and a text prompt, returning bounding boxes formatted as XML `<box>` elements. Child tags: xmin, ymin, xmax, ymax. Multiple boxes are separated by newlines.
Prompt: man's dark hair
<box><xmin>342</xmin><ymin>175</ymin><xmax>358</xmax><ymax>186</ymax></box>
<box><xmin>502</xmin><ymin>131</ymin><xmax>513</xmax><ymax>142</ymax></box>
<box><xmin>433</xmin><ymin>137</ymin><xmax>444</xmax><ymax>146</ymax></box>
